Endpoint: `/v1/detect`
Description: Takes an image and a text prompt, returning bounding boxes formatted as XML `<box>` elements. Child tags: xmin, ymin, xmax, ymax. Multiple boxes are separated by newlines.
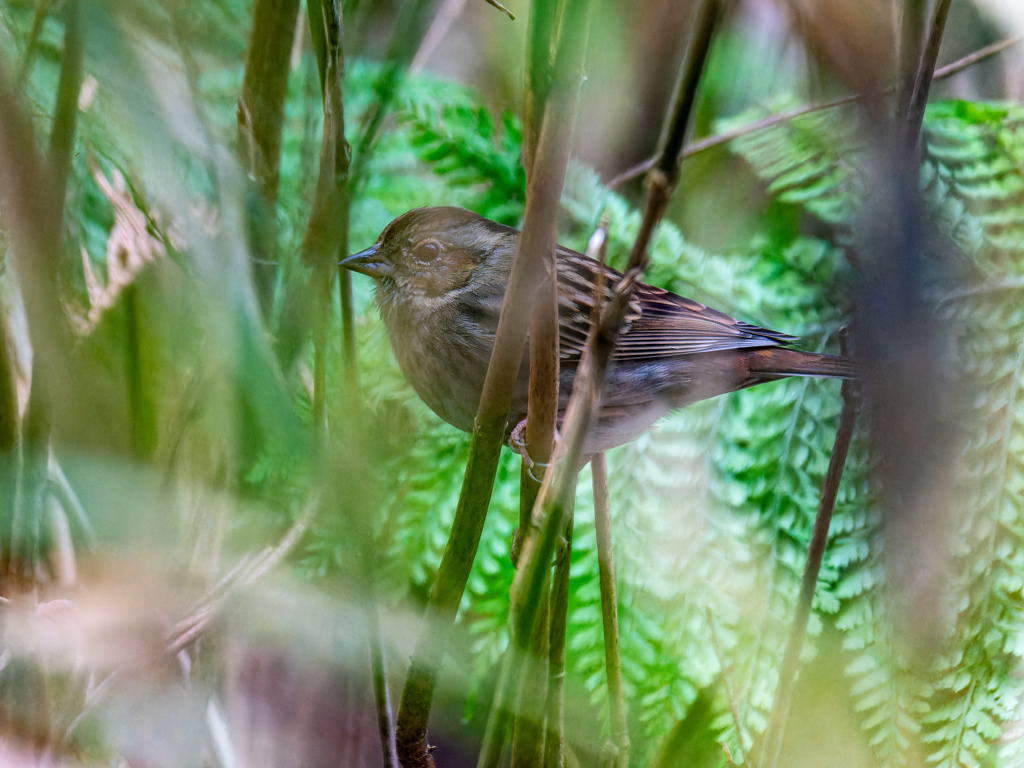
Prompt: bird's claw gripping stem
<box><xmin>508</xmin><ymin>418</ymin><xmax>560</xmax><ymax>483</ymax></box>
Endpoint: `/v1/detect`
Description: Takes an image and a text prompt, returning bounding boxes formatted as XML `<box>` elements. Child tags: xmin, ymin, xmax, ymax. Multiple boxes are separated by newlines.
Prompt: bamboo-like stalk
<box><xmin>861</xmin><ymin>0</ymin><xmax>956</xmax><ymax>692</ymax></box>
<box><xmin>543</xmin><ymin>516</ymin><xmax>573</xmax><ymax>768</ymax></box>
<box><xmin>517</xmin><ymin>0</ymin><xmax>561</xmax><ymax>544</ymax></box>
<box><xmin>592</xmin><ymin>452</ymin><xmax>628</xmax><ymax>768</ymax></box>
<box><xmin>238</xmin><ymin>0</ymin><xmax>301</xmax><ymax>319</ymax></box>
<box><xmin>522</xmin><ymin>0</ymin><xmax>557</xmax><ymax>178</ymax></box>
<box><xmin>511</xmin><ymin>583</ymin><xmax>551</xmax><ymax>767</ymax></box>
<box><xmin>48</xmin><ymin>0</ymin><xmax>81</xmax><ymax>212</ymax></box>
<box><xmin>537</xmin><ymin>229</ymin><xmax>605</xmax><ymax>768</ymax></box>
<box><xmin>301</xmin><ymin>0</ymin><xmax>352</xmax><ymax>439</ymax></box>
<box><xmin>485</xmin><ymin>272</ymin><xmax>627</xmax><ymax>768</ymax></box>
<box><xmin>316</xmin><ymin>0</ymin><xmax>357</xmax><ymax>389</ymax></box>
<box><xmin>514</xmin><ymin>7</ymin><xmax>564</xmax><ymax>757</ymax></box>
<box><xmin>518</xmin><ymin>264</ymin><xmax>559</xmax><ymax>544</ymax></box>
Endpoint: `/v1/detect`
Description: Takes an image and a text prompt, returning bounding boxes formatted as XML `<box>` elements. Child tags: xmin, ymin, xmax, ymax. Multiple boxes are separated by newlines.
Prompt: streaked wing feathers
<box><xmin>554</xmin><ymin>246</ymin><xmax>796</xmax><ymax>361</ymax></box>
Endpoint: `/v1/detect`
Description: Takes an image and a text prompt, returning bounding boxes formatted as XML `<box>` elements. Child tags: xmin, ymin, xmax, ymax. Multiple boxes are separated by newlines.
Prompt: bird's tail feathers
<box><xmin>745</xmin><ymin>348</ymin><xmax>858</xmax><ymax>380</ymax></box>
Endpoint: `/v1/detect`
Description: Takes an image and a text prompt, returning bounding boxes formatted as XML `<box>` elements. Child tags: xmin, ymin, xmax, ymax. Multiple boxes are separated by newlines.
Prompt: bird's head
<box><xmin>340</xmin><ymin>207</ymin><xmax>517</xmax><ymax>309</ymax></box>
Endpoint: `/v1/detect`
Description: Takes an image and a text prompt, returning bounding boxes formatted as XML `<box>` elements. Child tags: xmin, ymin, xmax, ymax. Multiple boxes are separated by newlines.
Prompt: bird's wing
<box><xmin>554</xmin><ymin>246</ymin><xmax>796</xmax><ymax>361</ymax></box>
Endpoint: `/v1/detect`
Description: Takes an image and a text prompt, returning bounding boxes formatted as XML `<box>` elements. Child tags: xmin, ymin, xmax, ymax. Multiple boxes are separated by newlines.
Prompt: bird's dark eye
<box><xmin>412</xmin><ymin>241</ymin><xmax>441</xmax><ymax>263</ymax></box>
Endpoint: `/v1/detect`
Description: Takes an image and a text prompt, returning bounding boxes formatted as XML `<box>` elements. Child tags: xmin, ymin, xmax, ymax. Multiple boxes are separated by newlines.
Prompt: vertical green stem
<box><xmin>592</xmin><ymin>452</ymin><xmax>628</xmax><ymax>768</ymax></box>
<box><xmin>543</xmin><ymin>516</ymin><xmax>573</xmax><ymax>768</ymax></box>
<box><xmin>238</xmin><ymin>0</ymin><xmax>301</xmax><ymax>320</ymax></box>
<box><xmin>123</xmin><ymin>284</ymin><xmax>153</xmax><ymax>458</ymax></box>
<box><xmin>511</xmin><ymin>578</ymin><xmax>551</xmax><ymax>767</ymax></box>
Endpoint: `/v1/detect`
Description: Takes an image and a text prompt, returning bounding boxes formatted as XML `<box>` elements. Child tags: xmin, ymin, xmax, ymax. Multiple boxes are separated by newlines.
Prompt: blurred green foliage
<box><xmin>1</xmin><ymin>1</ymin><xmax>1024</xmax><ymax>767</ymax></box>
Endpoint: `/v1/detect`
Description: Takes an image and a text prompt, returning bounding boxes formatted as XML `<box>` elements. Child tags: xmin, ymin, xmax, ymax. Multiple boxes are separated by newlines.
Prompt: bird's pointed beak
<box><xmin>340</xmin><ymin>245</ymin><xmax>394</xmax><ymax>278</ymax></box>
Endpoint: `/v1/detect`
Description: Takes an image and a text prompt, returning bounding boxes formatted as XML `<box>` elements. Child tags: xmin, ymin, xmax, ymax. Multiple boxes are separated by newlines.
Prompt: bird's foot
<box><xmin>508</xmin><ymin>419</ymin><xmax>532</xmax><ymax>465</ymax></box>
<box><xmin>508</xmin><ymin>419</ymin><xmax>561</xmax><ymax>483</ymax></box>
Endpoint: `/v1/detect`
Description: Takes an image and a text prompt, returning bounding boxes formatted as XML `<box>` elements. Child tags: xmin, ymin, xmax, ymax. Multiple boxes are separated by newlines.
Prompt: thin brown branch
<box><xmin>370</xmin><ymin>604</ymin><xmax>401</xmax><ymax>768</ymax></box>
<box><xmin>758</xmin><ymin>361</ymin><xmax>860</xmax><ymax>768</ymax></box>
<box><xmin>605</xmin><ymin>35</ymin><xmax>1021</xmax><ymax>190</ymax></box>
<box><xmin>933</xmin><ymin>36</ymin><xmax>1022</xmax><ymax>79</ymax></box>
<box><xmin>681</xmin><ymin>94</ymin><xmax>860</xmax><ymax>159</ymax></box>
<box><xmin>904</xmin><ymin>0</ymin><xmax>953</xmax><ymax>153</ymax></box>
<box><xmin>482</xmin><ymin>0</ymin><xmax>515</xmax><ymax>20</ymax></box>
<box><xmin>896</xmin><ymin>0</ymin><xmax>927</xmax><ymax>123</ymax></box>
<box><xmin>626</xmin><ymin>0</ymin><xmax>723</xmax><ymax>273</ymax></box>
<box><xmin>238</xmin><ymin>0</ymin><xmax>301</xmax><ymax>319</ymax></box>
<box><xmin>592</xmin><ymin>452</ymin><xmax>629</xmax><ymax>768</ymax></box>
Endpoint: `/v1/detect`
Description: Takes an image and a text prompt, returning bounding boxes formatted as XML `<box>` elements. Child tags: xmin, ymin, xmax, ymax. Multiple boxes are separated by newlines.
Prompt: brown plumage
<box><xmin>341</xmin><ymin>206</ymin><xmax>855</xmax><ymax>452</ymax></box>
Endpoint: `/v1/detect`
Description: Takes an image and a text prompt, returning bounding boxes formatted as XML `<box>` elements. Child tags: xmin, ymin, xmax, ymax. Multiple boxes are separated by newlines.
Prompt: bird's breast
<box><xmin>387</xmin><ymin>308</ymin><xmax>493</xmax><ymax>433</ymax></box>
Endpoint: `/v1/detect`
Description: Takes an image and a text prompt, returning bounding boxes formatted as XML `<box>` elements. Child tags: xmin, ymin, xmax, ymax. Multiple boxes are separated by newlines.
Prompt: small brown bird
<box><xmin>342</xmin><ymin>207</ymin><xmax>855</xmax><ymax>453</ymax></box>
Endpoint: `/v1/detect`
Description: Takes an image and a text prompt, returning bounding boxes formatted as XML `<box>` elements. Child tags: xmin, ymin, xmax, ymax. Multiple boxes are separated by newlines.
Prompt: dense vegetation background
<box><xmin>1</xmin><ymin>0</ymin><xmax>1024</xmax><ymax>766</ymax></box>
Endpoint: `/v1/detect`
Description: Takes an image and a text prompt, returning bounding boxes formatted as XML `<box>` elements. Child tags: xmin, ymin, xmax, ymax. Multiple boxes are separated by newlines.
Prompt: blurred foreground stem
<box><xmin>543</xmin><ymin>516</ymin><xmax>573</xmax><ymax>768</ymax></box>
<box><xmin>303</xmin><ymin>0</ymin><xmax>352</xmax><ymax>436</ymax></box>
<box><xmin>0</xmin><ymin>4</ymin><xmax>80</xmax><ymax>582</ymax></box>
<box><xmin>238</xmin><ymin>0</ymin><xmax>300</xmax><ymax>320</ymax></box>
<box><xmin>592</xmin><ymin>452</ymin><xmax>628</xmax><ymax>768</ymax></box>
<box><xmin>518</xmin><ymin>0</ymin><xmax>564</xmax><ymax>557</ymax></box>
<box><xmin>515</xmin><ymin>5</ymin><xmax>565</xmax><ymax>751</ymax></box>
